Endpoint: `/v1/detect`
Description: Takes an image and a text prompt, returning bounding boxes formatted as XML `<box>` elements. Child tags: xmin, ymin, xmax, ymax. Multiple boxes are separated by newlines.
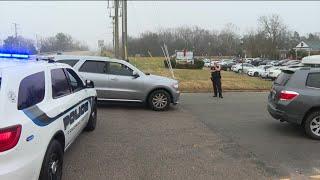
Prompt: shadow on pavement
<box><xmin>97</xmin><ymin>101</ymin><xmax>179</xmax><ymax>111</ymax></box>
<box><xmin>265</xmin><ymin>121</ymin><xmax>307</xmax><ymax>139</ymax></box>
<box><xmin>98</xmin><ymin>101</ymin><xmax>146</xmax><ymax>109</ymax></box>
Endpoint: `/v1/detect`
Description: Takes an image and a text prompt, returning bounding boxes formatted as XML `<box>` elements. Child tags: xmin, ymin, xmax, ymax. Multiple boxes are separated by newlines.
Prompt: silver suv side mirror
<box><xmin>132</xmin><ymin>71</ymin><xmax>140</xmax><ymax>78</ymax></box>
<box><xmin>85</xmin><ymin>80</ymin><xmax>95</xmax><ymax>88</ymax></box>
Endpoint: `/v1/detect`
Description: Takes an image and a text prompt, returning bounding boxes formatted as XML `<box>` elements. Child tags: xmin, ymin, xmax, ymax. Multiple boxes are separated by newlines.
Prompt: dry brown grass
<box><xmin>129</xmin><ymin>57</ymin><xmax>272</xmax><ymax>92</ymax></box>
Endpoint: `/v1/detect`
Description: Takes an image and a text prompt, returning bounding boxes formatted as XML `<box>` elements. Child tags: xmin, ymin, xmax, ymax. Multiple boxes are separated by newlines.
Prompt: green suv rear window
<box><xmin>274</xmin><ymin>71</ymin><xmax>293</xmax><ymax>86</ymax></box>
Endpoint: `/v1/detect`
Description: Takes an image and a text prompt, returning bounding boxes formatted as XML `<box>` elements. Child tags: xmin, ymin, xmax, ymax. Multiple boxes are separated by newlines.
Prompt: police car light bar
<box><xmin>0</xmin><ymin>53</ymin><xmax>29</xmax><ymax>59</ymax></box>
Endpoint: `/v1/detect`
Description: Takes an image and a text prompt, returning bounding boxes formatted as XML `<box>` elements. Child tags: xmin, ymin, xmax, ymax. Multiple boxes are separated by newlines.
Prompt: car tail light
<box><xmin>279</xmin><ymin>90</ymin><xmax>299</xmax><ymax>101</ymax></box>
<box><xmin>0</xmin><ymin>125</ymin><xmax>22</xmax><ymax>152</ymax></box>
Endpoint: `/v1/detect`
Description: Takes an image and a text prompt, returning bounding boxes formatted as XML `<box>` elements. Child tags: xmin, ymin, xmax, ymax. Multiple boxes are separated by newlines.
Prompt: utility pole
<box><xmin>121</xmin><ymin>0</ymin><xmax>128</xmax><ymax>61</ymax></box>
<box><xmin>13</xmin><ymin>23</ymin><xmax>18</xmax><ymax>38</ymax></box>
<box><xmin>112</xmin><ymin>19</ymin><xmax>115</xmax><ymax>52</ymax></box>
<box><xmin>114</xmin><ymin>0</ymin><xmax>120</xmax><ymax>58</ymax></box>
<box><xmin>108</xmin><ymin>0</ymin><xmax>115</xmax><ymax>56</ymax></box>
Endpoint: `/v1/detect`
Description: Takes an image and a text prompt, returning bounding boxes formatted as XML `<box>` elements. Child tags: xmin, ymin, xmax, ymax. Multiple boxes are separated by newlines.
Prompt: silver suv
<box><xmin>268</xmin><ymin>67</ymin><xmax>320</xmax><ymax>139</ymax></box>
<box><xmin>52</xmin><ymin>55</ymin><xmax>180</xmax><ymax>111</ymax></box>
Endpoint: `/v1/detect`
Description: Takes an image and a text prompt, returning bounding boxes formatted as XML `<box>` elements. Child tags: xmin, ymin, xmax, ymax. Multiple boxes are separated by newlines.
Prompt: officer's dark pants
<box><xmin>212</xmin><ymin>78</ymin><xmax>222</xmax><ymax>97</ymax></box>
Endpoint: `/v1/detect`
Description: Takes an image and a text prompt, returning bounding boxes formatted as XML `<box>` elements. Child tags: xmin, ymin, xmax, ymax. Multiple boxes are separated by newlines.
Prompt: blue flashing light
<box><xmin>0</xmin><ymin>53</ymin><xmax>12</xmax><ymax>58</ymax></box>
<box><xmin>0</xmin><ymin>53</ymin><xmax>29</xmax><ymax>59</ymax></box>
<box><xmin>12</xmin><ymin>54</ymin><xmax>29</xmax><ymax>59</ymax></box>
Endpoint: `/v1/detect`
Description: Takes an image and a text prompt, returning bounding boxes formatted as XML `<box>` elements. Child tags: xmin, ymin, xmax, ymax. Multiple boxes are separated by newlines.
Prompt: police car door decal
<box><xmin>22</xmin><ymin>97</ymin><xmax>94</xmax><ymax>127</ymax></box>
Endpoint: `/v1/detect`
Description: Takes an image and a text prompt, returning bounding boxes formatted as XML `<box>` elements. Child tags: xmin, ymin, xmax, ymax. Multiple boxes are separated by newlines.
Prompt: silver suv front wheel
<box><xmin>148</xmin><ymin>90</ymin><xmax>171</xmax><ymax>111</ymax></box>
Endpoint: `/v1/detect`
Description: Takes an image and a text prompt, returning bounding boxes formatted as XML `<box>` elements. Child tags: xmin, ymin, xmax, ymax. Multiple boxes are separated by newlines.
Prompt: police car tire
<box><xmin>39</xmin><ymin>139</ymin><xmax>64</xmax><ymax>180</ymax></box>
<box><xmin>148</xmin><ymin>90</ymin><xmax>171</xmax><ymax>111</ymax></box>
<box><xmin>84</xmin><ymin>100</ymin><xmax>97</xmax><ymax>131</ymax></box>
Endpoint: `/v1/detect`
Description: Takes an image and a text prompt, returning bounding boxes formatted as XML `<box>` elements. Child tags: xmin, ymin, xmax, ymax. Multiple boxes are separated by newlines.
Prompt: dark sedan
<box><xmin>221</xmin><ymin>61</ymin><xmax>236</xmax><ymax>71</ymax></box>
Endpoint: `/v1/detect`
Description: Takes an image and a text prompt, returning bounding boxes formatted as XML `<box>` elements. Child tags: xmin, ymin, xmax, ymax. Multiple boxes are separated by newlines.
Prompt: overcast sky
<box><xmin>0</xmin><ymin>1</ymin><xmax>319</xmax><ymax>50</ymax></box>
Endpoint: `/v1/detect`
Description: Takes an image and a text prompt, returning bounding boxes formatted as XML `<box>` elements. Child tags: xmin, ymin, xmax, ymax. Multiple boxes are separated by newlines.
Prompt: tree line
<box><xmin>127</xmin><ymin>14</ymin><xmax>320</xmax><ymax>59</ymax></box>
<box><xmin>0</xmin><ymin>33</ymin><xmax>88</xmax><ymax>54</ymax></box>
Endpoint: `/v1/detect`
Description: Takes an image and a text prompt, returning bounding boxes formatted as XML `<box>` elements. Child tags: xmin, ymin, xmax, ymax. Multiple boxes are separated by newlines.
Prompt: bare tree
<box><xmin>40</xmin><ymin>33</ymin><xmax>88</xmax><ymax>53</ymax></box>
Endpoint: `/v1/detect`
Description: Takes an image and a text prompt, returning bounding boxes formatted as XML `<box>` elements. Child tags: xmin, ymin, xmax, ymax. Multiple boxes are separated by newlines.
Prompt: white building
<box><xmin>294</xmin><ymin>40</ymin><xmax>320</xmax><ymax>55</ymax></box>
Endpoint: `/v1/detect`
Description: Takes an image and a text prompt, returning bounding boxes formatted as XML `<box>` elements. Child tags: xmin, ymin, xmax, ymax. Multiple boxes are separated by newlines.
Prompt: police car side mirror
<box><xmin>85</xmin><ymin>80</ymin><xmax>94</xmax><ymax>88</ymax></box>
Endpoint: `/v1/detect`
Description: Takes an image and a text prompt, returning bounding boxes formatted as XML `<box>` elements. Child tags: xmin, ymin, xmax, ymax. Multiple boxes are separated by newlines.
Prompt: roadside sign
<box><xmin>176</xmin><ymin>51</ymin><xmax>193</xmax><ymax>61</ymax></box>
<box><xmin>98</xmin><ymin>40</ymin><xmax>104</xmax><ymax>48</ymax></box>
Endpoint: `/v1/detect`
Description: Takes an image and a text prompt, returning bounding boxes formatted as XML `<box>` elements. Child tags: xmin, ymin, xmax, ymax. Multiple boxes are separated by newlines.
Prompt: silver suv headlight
<box><xmin>172</xmin><ymin>83</ymin><xmax>179</xmax><ymax>89</ymax></box>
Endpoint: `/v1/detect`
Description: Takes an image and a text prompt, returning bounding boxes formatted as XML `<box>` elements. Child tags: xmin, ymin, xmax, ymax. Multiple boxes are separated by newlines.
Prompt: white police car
<box><xmin>0</xmin><ymin>53</ymin><xmax>97</xmax><ymax>180</ymax></box>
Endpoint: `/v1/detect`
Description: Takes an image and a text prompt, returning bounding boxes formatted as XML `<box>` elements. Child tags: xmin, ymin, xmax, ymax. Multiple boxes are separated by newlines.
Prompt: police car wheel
<box><xmin>85</xmin><ymin>100</ymin><xmax>97</xmax><ymax>131</ymax></box>
<box><xmin>148</xmin><ymin>90</ymin><xmax>171</xmax><ymax>111</ymax></box>
<box><xmin>39</xmin><ymin>139</ymin><xmax>63</xmax><ymax>180</ymax></box>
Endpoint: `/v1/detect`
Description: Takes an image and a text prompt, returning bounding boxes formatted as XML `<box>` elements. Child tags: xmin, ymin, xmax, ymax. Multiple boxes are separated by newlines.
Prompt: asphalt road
<box><xmin>181</xmin><ymin>93</ymin><xmax>320</xmax><ymax>179</ymax></box>
<box><xmin>63</xmin><ymin>93</ymin><xmax>320</xmax><ymax>180</ymax></box>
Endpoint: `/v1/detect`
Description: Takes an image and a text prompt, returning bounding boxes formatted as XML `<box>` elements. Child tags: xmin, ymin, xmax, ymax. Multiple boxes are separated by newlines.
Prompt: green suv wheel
<box><xmin>304</xmin><ymin>111</ymin><xmax>320</xmax><ymax>140</ymax></box>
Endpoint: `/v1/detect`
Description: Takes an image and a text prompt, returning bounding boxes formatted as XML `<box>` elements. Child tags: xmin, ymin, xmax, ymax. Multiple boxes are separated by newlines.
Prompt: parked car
<box><xmin>221</xmin><ymin>61</ymin><xmax>236</xmax><ymax>71</ymax></box>
<box><xmin>202</xmin><ymin>58</ymin><xmax>211</xmax><ymax>64</ymax></box>
<box><xmin>282</xmin><ymin>60</ymin><xmax>300</xmax><ymax>66</ymax></box>
<box><xmin>268</xmin><ymin>67</ymin><xmax>320</xmax><ymax>139</ymax></box>
<box><xmin>244</xmin><ymin>58</ymin><xmax>254</xmax><ymax>64</ymax></box>
<box><xmin>53</xmin><ymin>55</ymin><xmax>180</xmax><ymax>111</ymax></box>
<box><xmin>247</xmin><ymin>65</ymin><xmax>272</xmax><ymax>77</ymax></box>
<box><xmin>268</xmin><ymin>64</ymin><xmax>304</xmax><ymax>80</ymax></box>
<box><xmin>258</xmin><ymin>60</ymin><xmax>273</xmax><ymax>66</ymax></box>
<box><xmin>204</xmin><ymin>60</ymin><xmax>219</xmax><ymax>67</ymax></box>
<box><xmin>218</xmin><ymin>59</ymin><xmax>233</xmax><ymax>65</ymax></box>
<box><xmin>274</xmin><ymin>59</ymin><xmax>290</xmax><ymax>66</ymax></box>
<box><xmin>260</xmin><ymin>70</ymin><xmax>269</xmax><ymax>79</ymax></box>
<box><xmin>251</xmin><ymin>58</ymin><xmax>264</xmax><ymax>66</ymax></box>
<box><xmin>204</xmin><ymin>61</ymin><xmax>211</xmax><ymax>67</ymax></box>
<box><xmin>267</xmin><ymin>60</ymin><xmax>279</xmax><ymax>66</ymax></box>
<box><xmin>231</xmin><ymin>63</ymin><xmax>254</xmax><ymax>73</ymax></box>
<box><xmin>232</xmin><ymin>57</ymin><xmax>242</xmax><ymax>63</ymax></box>
<box><xmin>260</xmin><ymin>66</ymin><xmax>281</xmax><ymax>79</ymax></box>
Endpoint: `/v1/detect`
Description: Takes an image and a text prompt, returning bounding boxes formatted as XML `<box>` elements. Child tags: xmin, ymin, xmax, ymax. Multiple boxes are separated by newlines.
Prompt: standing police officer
<box><xmin>210</xmin><ymin>62</ymin><xmax>223</xmax><ymax>98</ymax></box>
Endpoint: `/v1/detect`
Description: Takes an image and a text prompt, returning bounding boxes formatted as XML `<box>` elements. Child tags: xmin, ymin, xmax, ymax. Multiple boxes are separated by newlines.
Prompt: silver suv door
<box><xmin>106</xmin><ymin>62</ymin><xmax>145</xmax><ymax>101</ymax></box>
<box><xmin>78</xmin><ymin>60</ymin><xmax>110</xmax><ymax>99</ymax></box>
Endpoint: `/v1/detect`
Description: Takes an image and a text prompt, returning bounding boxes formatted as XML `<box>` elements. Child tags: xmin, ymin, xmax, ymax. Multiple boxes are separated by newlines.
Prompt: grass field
<box><xmin>129</xmin><ymin>57</ymin><xmax>272</xmax><ymax>92</ymax></box>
